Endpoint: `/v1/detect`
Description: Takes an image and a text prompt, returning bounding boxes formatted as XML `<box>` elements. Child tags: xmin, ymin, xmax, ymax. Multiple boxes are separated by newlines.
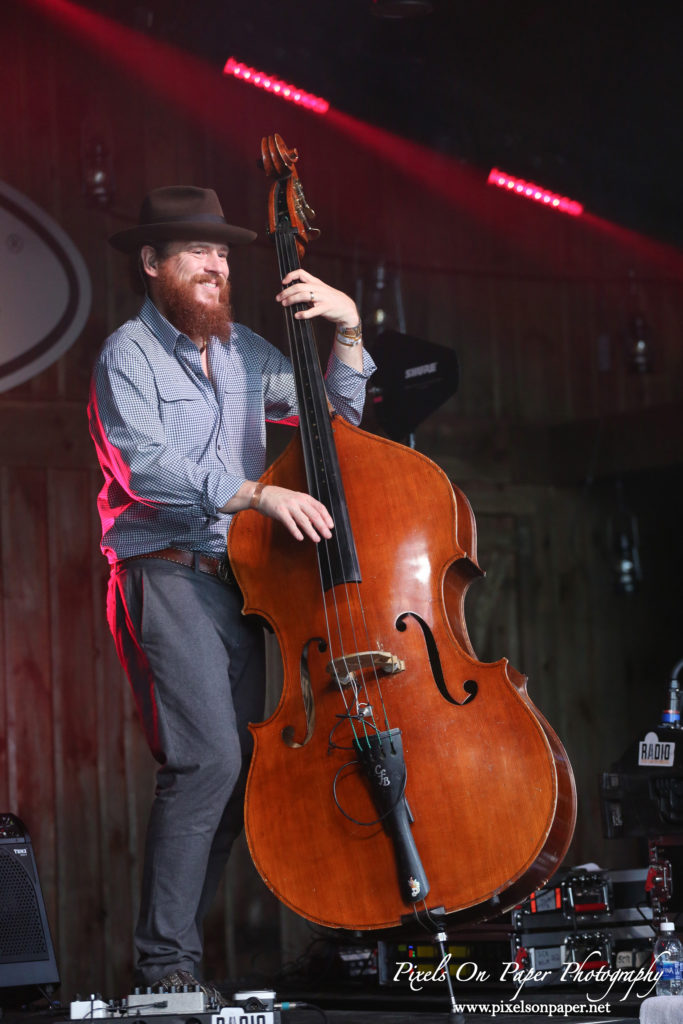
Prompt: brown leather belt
<box><xmin>117</xmin><ymin>547</ymin><xmax>234</xmax><ymax>584</ymax></box>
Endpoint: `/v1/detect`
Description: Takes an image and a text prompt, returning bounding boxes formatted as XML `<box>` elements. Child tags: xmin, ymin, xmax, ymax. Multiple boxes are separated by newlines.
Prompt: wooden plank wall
<box><xmin>2</xmin><ymin>0</ymin><xmax>683</xmax><ymax>1001</ymax></box>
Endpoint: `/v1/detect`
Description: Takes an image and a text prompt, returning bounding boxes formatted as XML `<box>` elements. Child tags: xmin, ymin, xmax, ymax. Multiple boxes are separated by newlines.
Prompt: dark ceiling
<box><xmin>90</xmin><ymin>0</ymin><xmax>683</xmax><ymax>248</ymax></box>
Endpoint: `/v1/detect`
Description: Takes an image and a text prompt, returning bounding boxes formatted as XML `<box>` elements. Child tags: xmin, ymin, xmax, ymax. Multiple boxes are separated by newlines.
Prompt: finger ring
<box><xmin>310</xmin><ymin>290</ymin><xmax>315</xmax><ymax>303</ymax></box>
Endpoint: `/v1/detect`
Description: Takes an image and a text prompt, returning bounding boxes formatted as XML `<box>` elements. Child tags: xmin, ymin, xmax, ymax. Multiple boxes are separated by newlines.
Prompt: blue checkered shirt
<box><xmin>88</xmin><ymin>297</ymin><xmax>376</xmax><ymax>562</ymax></box>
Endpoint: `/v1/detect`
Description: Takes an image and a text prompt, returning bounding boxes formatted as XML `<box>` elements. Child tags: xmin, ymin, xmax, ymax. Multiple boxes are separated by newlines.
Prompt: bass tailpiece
<box><xmin>354</xmin><ymin>727</ymin><xmax>430</xmax><ymax>904</ymax></box>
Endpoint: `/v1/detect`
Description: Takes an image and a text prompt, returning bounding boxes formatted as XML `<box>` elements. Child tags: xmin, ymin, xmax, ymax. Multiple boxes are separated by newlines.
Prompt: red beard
<box><xmin>155</xmin><ymin>266</ymin><xmax>233</xmax><ymax>344</ymax></box>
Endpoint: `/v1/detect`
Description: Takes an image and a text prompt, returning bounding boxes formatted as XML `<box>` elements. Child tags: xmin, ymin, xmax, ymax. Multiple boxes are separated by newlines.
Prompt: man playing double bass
<box><xmin>88</xmin><ymin>185</ymin><xmax>375</xmax><ymax>995</ymax></box>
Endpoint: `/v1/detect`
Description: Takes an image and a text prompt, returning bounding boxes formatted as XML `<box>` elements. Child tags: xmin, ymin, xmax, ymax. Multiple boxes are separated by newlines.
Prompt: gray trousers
<box><xmin>107</xmin><ymin>556</ymin><xmax>265</xmax><ymax>985</ymax></box>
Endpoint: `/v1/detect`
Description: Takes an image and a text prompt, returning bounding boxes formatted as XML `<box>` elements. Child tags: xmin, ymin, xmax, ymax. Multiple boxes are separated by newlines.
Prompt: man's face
<box><xmin>144</xmin><ymin>240</ymin><xmax>233</xmax><ymax>344</ymax></box>
<box><xmin>162</xmin><ymin>240</ymin><xmax>230</xmax><ymax>302</ymax></box>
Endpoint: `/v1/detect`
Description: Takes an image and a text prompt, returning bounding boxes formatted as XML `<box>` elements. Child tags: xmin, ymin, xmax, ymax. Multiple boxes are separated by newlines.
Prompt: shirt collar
<box><xmin>139</xmin><ymin>295</ymin><xmax>188</xmax><ymax>355</ymax></box>
<box><xmin>138</xmin><ymin>295</ymin><xmax>233</xmax><ymax>355</ymax></box>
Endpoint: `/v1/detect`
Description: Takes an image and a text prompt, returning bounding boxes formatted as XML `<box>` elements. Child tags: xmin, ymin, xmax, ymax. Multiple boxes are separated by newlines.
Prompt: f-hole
<box><xmin>281</xmin><ymin>636</ymin><xmax>327</xmax><ymax>748</ymax></box>
<box><xmin>396</xmin><ymin>612</ymin><xmax>478</xmax><ymax>707</ymax></box>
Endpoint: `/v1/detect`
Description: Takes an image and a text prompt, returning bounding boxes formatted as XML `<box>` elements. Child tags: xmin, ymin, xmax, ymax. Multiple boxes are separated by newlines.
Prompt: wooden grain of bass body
<box><xmin>229</xmin><ymin>416</ymin><xmax>577</xmax><ymax>930</ymax></box>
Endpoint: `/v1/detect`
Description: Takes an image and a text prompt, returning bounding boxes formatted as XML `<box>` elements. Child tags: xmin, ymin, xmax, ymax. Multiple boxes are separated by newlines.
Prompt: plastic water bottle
<box><xmin>661</xmin><ymin>677</ymin><xmax>681</xmax><ymax>728</ymax></box>
<box><xmin>654</xmin><ymin>920</ymin><xmax>683</xmax><ymax>996</ymax></box>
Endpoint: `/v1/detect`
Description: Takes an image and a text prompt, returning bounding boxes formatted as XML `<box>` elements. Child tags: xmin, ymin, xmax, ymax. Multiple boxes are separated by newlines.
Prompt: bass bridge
<box><xmin>327</xmin><ymin>650</ymin><xmax>405</xmax><ymax>687</ymax></box>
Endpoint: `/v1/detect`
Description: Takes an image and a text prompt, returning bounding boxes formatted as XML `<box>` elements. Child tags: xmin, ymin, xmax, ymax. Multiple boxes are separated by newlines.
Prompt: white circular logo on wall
<box><xmin>0</xmin><ymin>180</ymin><xmax>91</xmax><ymax>392</ymax></box>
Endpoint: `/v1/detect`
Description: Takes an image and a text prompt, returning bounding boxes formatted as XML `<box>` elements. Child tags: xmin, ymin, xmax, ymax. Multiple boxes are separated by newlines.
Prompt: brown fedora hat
<box><xmin>108</xmin><ymin>185</ymin><xmax>257</xmax><ymax>252</ymax></box>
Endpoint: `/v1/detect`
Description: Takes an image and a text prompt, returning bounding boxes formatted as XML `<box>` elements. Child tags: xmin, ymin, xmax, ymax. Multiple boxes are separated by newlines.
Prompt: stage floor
<box><xmin>284</xmin><ymin>1012</ymin><xmax>636</xmax><ymax>1024</ymax></box>
<box><xmin>281</xmin><ymin>997</ymin><xmax>639</xmax><ymax>1022</ymax></box>
<box><xmin>0</xmin><ymin>1013</ymin><xmax>642</xmax><ymax>1024</ymax></box>
<box><xmin>1</xmin><ymin>985</ymin><xmax>646</xmax><ymax>1024</ymax></box>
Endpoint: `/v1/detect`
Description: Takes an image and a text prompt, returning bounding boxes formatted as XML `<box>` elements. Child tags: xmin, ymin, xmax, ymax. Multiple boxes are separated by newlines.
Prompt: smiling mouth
<box><xmin>195</xmin><ymin>279</ymin><xmax>223</xmax><ymax>298</ymax></box>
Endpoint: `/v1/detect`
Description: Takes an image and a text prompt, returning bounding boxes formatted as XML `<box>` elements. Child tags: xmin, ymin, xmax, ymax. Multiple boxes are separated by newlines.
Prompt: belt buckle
<box><xmin>217</xmin><ymin>556</ymin><xmax>233</xmax><ymax>584</ymax></box>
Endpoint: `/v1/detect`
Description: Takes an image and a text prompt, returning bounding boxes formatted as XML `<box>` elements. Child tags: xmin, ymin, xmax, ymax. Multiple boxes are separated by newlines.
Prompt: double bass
<box><xmin>228</xmin><ymin>134</ymin><xmax>576</xmax><ymax>931</ymax></box>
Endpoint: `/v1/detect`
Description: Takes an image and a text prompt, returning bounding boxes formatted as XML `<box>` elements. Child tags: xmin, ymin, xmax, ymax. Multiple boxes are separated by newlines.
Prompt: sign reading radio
<box><xmin>638</xmin><ymin>731</ymin><xmax>676</xmax><ymax>767</ymax></box>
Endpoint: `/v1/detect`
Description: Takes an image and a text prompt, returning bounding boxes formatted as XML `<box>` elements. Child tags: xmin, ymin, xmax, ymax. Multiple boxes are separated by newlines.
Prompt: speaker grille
<box><xmin>0</xmin><ymin>849</ymin><xmax>48</xmax><ymax>962</ymax></box>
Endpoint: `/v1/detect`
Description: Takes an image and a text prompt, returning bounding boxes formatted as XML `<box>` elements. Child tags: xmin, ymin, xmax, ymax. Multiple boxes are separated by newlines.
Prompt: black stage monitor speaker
<box><xmin>365</xmin><ymin>330</ymin><xmax>459</xmax><ymax>441</ymax></box>
<box><xmin>0</xmin><ymin>813</ymin><xmax>59</xmax><ymax>990</ymax></box>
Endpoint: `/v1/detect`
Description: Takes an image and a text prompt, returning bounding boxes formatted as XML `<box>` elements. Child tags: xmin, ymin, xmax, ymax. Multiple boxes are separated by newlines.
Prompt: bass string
<box><xmin>347</xmin><ymin>578</ymin><xmax>392</xmax><ymax>739</ymax></box>
<box><xmin>278</xmin><ymin>232</ymin><xmax>392</xmax><ymax>746</ymax></box>
<box><xmin>277</xmin><ymin>233</ymin><xmax>393</xmax><ymax>745</ymax></box>
<box><xmin>278</xmin><ymin>230</ymin><xmax>386</xmax><ymax>740</ymax></box>
<box><xmin>275</xmin><ymin>227</ymin><xmax>392</xmax><ymax>747</ymax></box>
<box><xmin>276</xmin><ymin>230</ymin><xmax>359</xmax><ymax>677</ymax></box>
<box><xmin>274</xmin><ymin>229</ymin><xmax>360</xmax><ymax>737</ymax></box>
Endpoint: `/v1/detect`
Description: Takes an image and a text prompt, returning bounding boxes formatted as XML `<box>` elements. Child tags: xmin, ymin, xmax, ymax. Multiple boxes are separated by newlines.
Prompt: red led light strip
<box><xmin>488</xmin><ymin>168</ymin><xmax>583</xmax><ymax>216</ymax></box>
<box><xmin>223</xmin><ymin>57</ymin><xmax>329</xmax><ymax>114</ymax></box>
